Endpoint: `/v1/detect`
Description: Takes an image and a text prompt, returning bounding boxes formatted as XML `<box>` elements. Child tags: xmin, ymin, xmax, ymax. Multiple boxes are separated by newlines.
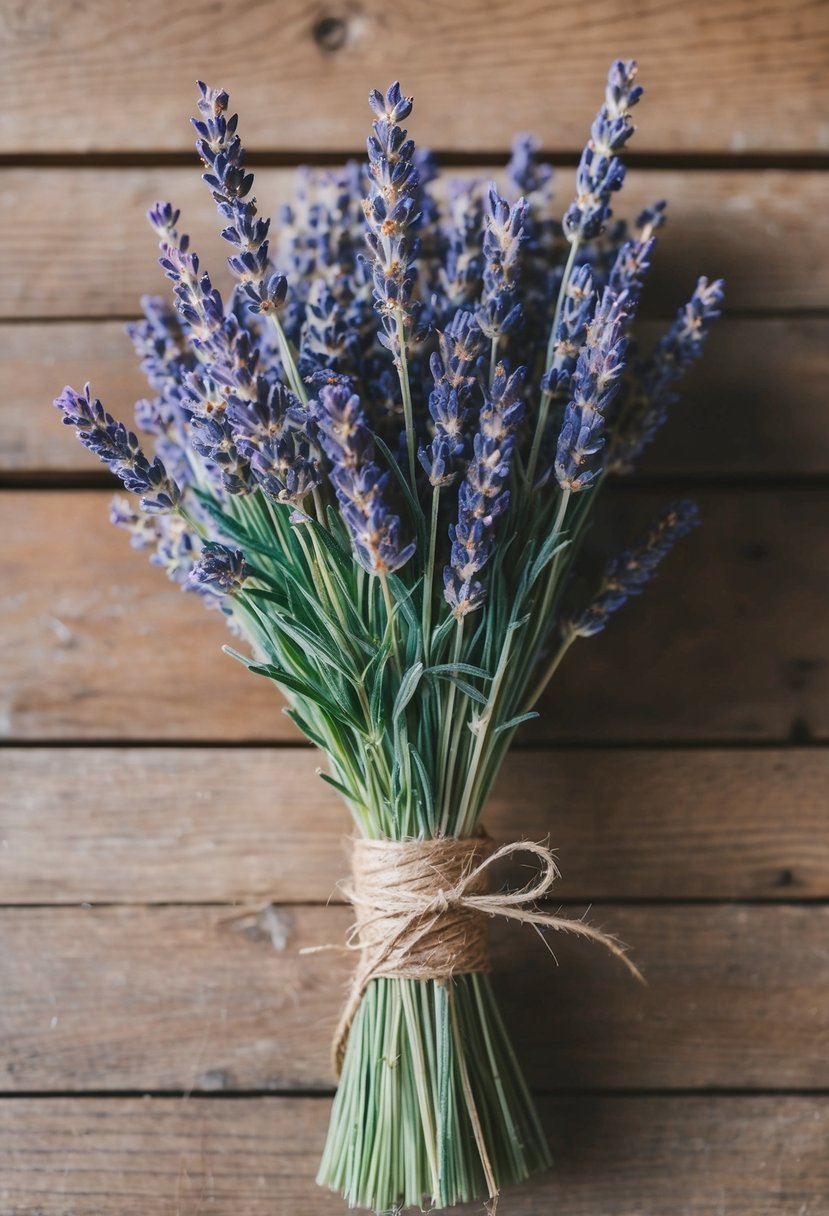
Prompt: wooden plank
<box><xmin>1</xmin><ymin>904</ymin><xmax>827</xmax><ymax>1091</ymax></box>
<box><xmin>8</xmin><ymin>319</ymin><xmax>829</xmax><ymax>477</ymax></box>
<box><xmin>1</xmin><ymin>1096</ymin><xmax>826</xmax><ymax>1215</ymax></box>
<box><xmin>2</xmin><ymin>490</ymin><xmax>828</xmax><ymax>742</ymax></box>
<box><xmin>2</xmin><ymin>0</ymin><xmax>827</xmax><ymax>154</ymax></box>
<box><xmin>4</xmin><ymin>169</ymin><xmax>828</xmax><ymax>318</ymax></box>
<box><xmin>3</xmin><ymin>747</ymin><xmax>828</xmax><ymax>904</ymax></box>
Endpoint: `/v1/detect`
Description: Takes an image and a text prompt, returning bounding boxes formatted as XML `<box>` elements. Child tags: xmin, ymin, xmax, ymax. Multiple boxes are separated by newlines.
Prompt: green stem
<box><xmin>395</xmin><ymin>308</ymin><xmax>418</xmax><ymax>489</ymax></box>
<box><xmin>523</xmin><ymin>626</ymin><xmax>578</xmax><ymax>712</ymax></box>
<box><xmin>421</xmin><ymin>486</ymin><xmax>441</xmax><ymax>666</ymax></box>
<box><xmin>269</xmin><ymin>314</ymin><xmax>308</xmax><ymax>404</ymax></box>
<box><xmin>525</xmin><ymin>238</ymin><xmax>580</xmax><ymax>487</ymax></box>
<box><xmin>437</xmin><ymin>616</ymin><xmax>465</xmax><ymax>834</ymax></box>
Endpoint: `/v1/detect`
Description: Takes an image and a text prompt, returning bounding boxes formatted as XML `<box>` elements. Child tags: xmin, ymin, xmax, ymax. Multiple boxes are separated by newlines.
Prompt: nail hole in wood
<box><xmin>313</xmin><ymin>15</ymin><xmax>348</xmax><ymax>53</ymax></box>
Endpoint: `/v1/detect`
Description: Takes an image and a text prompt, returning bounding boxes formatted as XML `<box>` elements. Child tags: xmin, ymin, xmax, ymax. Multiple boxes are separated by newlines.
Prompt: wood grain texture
<box><xmin>2</xmin><ymin>0</ymin><xmax>827</xmax><ymax>154</ymax></box>
<box><xmin>3</xmin><ymin>747</ymin><xmax>828</xmax><ymax>904</ymax></box>
<box><xmin>3</xmin><ymin>490</ymin><xmax>827</xmax><ymax>743</ymax></box>
<box><xmin>8</xmin><ymin>318</ymin><xmax>829</xmax><ymax>476</ymax></box>
<box><xmin>1</xmin><ymin>1096</ymin><xmax>826</xmax><ymax>1215</ymax></box>
<box><xmin>5</xmin><ymin>169</ymin><xmax>829</xmax><ymax>319</ymax></box>
<box><xmin>2</xmin><ymin>904</ymin><xmax>827</xmax><ymax>1092</ymax></box>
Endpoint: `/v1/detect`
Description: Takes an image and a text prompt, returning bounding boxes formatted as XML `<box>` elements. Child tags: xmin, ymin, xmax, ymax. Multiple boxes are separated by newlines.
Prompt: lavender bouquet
<box><xmin>56</xmin><ymin>63</ymin><xmax>721</xmax><ymax>1213</ymax></box>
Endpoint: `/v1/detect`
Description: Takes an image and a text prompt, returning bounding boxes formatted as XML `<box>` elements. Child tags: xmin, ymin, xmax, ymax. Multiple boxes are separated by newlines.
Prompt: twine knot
<box><xmin>330</xmin><ymin>834</ymin><xmax>642</xmax><ymax>1074</ymax></box>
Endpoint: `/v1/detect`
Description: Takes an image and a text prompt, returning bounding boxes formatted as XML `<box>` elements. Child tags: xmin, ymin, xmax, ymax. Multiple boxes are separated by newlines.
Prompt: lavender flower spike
<box><xmin>444</xmin><ymin>363</ymin><xmax>526</xmax><ymax>616</ymax></box>
<box><xmin>363</xmin><ymin>82</ymin><xmax>421</xmax><ymax>352</ymax></box>
<box><xmin>477</xmin><ymin>185</ymin><xmax>528</xmax><ymax>343</ymax></box>
<box><xmin>610</xmin><ymin>276</ymin><xmax>725</xmax><ymax>471</ymax></box>
<box><xmin>419</xmin><ymin>310</ymin><xmax>487</xmax><ymax>488</ymax></box>
<box><xmin>564</xmin><ymin>60</ymin><xmax>642</xmax><ymax>243</ymax></box>
<box><xmin>554</xmin><ymin>285</ymin><xmax>630</xmax><ymax>492</ymax></box>
<box><xmin>193</xmin><ymin>82</ymin><xmax>287</xmax><ymax>315</ymax></box>
<box><xmin>55</xmin><ymin>384</ymin><xmax>181</xmax><ymax>512</ymax></box>
<box><xmin>311</xmin><ymin>381</ymin><xmax>416</xmax><ymax>575</ymax></box>
<box><xmin>570</xmin><ymin>500</ymin><xmax>700</xmax><ymax>636</ymax></box>
<box><xmin>189</xmin><ymin>542</ymin><xmax>249</xmax><ymax>596</ymax></box>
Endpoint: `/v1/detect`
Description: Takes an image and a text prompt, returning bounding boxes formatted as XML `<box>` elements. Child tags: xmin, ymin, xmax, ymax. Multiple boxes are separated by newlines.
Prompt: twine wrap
<box><xmin>332</xmin><ymin>834</ymin><xmax>642</xmax><ymax>1074</ymax></box>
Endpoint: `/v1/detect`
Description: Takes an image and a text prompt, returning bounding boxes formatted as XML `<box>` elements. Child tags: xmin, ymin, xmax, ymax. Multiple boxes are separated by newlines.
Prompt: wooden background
<box><xmin>2</xmin><ymin>2</ymin><xmax>829</xmax><ymax>1212</ymax></box>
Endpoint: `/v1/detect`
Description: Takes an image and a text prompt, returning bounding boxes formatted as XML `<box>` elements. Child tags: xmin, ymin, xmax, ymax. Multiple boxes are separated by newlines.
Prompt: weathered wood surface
<box><xmin>2</xmin><ymin>0</ymin><xmax>827</xmax><ymax>155</ymax></box>
<box><xmin>2</xmin><ymin>904</ymin><xmax>827</xmax><ymax>1091</ymax></box>
<box><xmin>3</xmin><ymin>490</ymin><xmax>827</xmax><ymax>742</ymax></box>
<box><xmin>7</xmin><ymin>318</ymin><xmax>829</xmax><ymax>477</ymax></box>
<box><xmin>1</xmin><ymin>1096</ymin><xmax>826</xmax><ymax>1215</ymax></box>
<box><xmin>4</xmin><ymin>747</ymin><xmax>827</xmax><ymax>904</ymax></box>
<box><xmin>5</xmin><ymin>169</ymin><xmax>828</xmax><ymax>319</ymax></box>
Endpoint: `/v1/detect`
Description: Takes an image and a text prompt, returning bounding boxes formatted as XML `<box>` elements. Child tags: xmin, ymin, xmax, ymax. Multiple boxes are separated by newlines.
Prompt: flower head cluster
<box><xmin>419</xmin><ymin>311</ymin><xmax>487</xmax><ymax>487</ymax></box>
<box><xmin>569</xmin><ymin>500</ymin><xmax>700</xmax><ymax>636</ymax></box>
<box><xmin>477</xmin><ymin>186</ymin><xmax>528</xmax><ymax>341</ymax></box>
<box><xmin>189</xmin><ymin>542</ymin><xmax>250</xmax><ymax>596</ymax></box>
<box><xmin>554</xmin><ymin>285</ymin><xmax>631</xmax><ymax>491</ymax></box>
<box><xmin>363</xmin><ymin>82</ymin><xmax>421</xmax><ymax>352</ymax></box>
<box><xmin>55</xmin><ymin>65</ymin><xmax>720</xmax><ymax>705</ymax></box>
<box><xmin>444</xmin><ymin>363</ymin><xmax>526</xmax><ymax>616</ymax></box>
<box><xmin>564</xmin><ymin>60</ymin><xmax>642</xmax><ymax>243</ymax></box>
<box><xmin>55</xmin><ymin>384</ymin><xmax>181</xmax><ymax>512</ymax></box>
<box><xmin>310</xmin><ymin>381</ymin><xmax>416</xmax><ymax>574</ymax></box>
<box><xmin>193</xmin><ymin>81</ymin><xmax>286</xmax><ymax>315</ymax></box>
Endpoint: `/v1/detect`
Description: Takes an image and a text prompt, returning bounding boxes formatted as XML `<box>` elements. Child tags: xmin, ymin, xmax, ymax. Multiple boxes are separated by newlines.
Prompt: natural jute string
<box><xmin>327</xmin><ymin>834</ymin><xmax>643</xmax><ymax>1074</ymax></box>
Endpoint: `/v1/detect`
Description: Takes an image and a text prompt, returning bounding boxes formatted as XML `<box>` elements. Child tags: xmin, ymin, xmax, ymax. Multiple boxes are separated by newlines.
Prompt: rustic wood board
<box><xmin>3</xmin><ymin>490</ymin><xmax>827</xmax><ymax>742</ymax></box>
<box><xmin>8</xmin><ymin>318</ymin><xmax>829</xmax><ymax>477</ymax></box>
<box><xmin>2</xmin><ymin>904</ymin><xmax>827</xmax><ymax>1092</ymax></box>
<box><xmin>2</xmin><ymin>0</ymin><xmax>827</xmax><ymax>154</ymax></box>
<box><xmin>5</xmin><ymin>169</ymin><xmax>828</xmax><ymax>319</ymax></box>
<box><xmin>0</xmin><ymin>1096</ymin><xmax>826</xmax><ymax>1215</ymax></box>
<box><xmin>3</xmin><ymin>747</ymin><xmax>827</xmax><ymax>904</ymax></box>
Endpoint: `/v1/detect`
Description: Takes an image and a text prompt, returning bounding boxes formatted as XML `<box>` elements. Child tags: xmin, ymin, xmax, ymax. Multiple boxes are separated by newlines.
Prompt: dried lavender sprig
<box><xmin>506</xmin><ymin>133</ymin><xmax>553</xmax><ymax>200</ymax></box>
<box><xmin>529</xmin><ymin>60</ymin><xmax>642</xmax><ymax>482</ymax></box>
<box><xmin>419</xmin><ymin>310</ymin><xmax>487</xmax><ymax>488</ymax></box>
<box><xmin>444</xmin><ymin>363</ymin><xmax>526</xmax><ymax>617</ymax></box>
<box><xmin>437</xmin><ymin>180</ymin><xmax>485</xmax><ymax>319</ymax></box>
<box><xmin>554</xmin><ymin>285</ymin><xmax>630</xmax><ymax>492</ymax></box>
<box><xmin>310</xmin><ymin>381</ymin><xmax>416</xmax><ymax>575</ymax></box>
<box><xmin>569</xmin><ymin>500</ymin><xmax>700</xmax><ymax>636</ymax></box>
<box><xmin>563</xmin><ymin>60</ymin><xmax>642</xmax><ymax>244</ymax></box>
<box><xmin>609</xmin><ymin>276</ymin><xmax>725</xmax><ymax>471</ymax></box>
<box><xmin>477</xmin><ymin>185</ymin><xmax>528</xmax><ymax>354</ymax></box>
<box><xmin>193</xmin><ymin>82</ymin><xmax>286</xmax><ymax>317</ymax></box>
<box><xmin>55</xmin><ymin>384</ymin><xmax>181</xmax><ymax>512</ymax></box>
<box><xmin>111</xmin><ymin>496</ymin><xmax>200</xmax><ymax>587</ymax></box>
<box><xmin>363</xmin><ymin>82</ymin><xmax>422</xmax><ymax>483</ymax></box>
<box><xmin>189</xmin><ymin>542</ymin><xmax>250</xmax><ymax>596</ymax></box>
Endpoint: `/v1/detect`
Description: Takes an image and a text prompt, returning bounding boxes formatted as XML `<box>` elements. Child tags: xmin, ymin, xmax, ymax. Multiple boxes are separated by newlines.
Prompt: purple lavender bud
<box><xmin>55</xmin><ymin>384</ymin><xmax>181</xmax><ymax>512</ymax></box>
<box><xmin>193</xmin><ymin>83</ymin><xmax>271</xmax><ymax>301</ymax></box>
<box><xmin>554</xmin><ymin>284</ymin><xmax>631</xmax><ymax>492</ymax></box>
<box><xmin>227</xmin><ymin>377</ymin><xmax>321</xmax><ymax>504</ymax></box>
<box><xmin>444</xmin><ymin>362</ymin><xmax>526</xmax><ymax>616</ymax></box>
<box><xmin>438</xmin><ymin>181</ymin><xmax>486</xmax><ymax>316</ymax></box>
<box><xmin>310</xmin><ymin>381</ymin><xmax>415</xmax><ymax>574</ymax></box>
<box><xmin>506</xmin><ymin>133</ymin><xmax>553</xmax><ymax>200</ymax></box>
<box><xmin>563</xmin><ymin>60</ymin><xmax>642</xmax><ymax>243</ymax></box>
<box><xmin>477</xmin><ymin>185</ymin><xmax>527</xmax><ymax>341</ymax></box>
<box><xmin>189</xmin><ymin>542</ymin><xmax>249</xmax><ymax>596</ymax></box>
<box><xmin>541</xmin><ymin>263</ymin><xmax>595</xmax><ymax>398</ymax></box>
<box><xmin>611</xmin><ymin>276</ymin><xmax>725</xmax><ymax>470</ymax></box>
<box><xmin>419</xmin><ymin>310</ymin><xmax>487</xmax><ymax>487</ymax></box>
<box><xmin>569</xmin><ymin>500</ymin><xmax>700</xmax><ymax>636</ymax></box>
<box><xmin>363</xmin><ymin>82</ymin><xmax>422</xmax><ymax>353</ymax></box>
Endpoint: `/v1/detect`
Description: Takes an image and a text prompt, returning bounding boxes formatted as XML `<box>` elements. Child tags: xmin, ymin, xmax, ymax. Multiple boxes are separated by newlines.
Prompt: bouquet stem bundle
<box><xmin>55</xmin><ymin>60</ymin><xmax>722</xmax><ymax>1212</ymax></box>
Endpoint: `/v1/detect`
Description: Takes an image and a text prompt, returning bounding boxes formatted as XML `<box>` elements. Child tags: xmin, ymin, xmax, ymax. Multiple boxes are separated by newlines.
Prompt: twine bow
<box><xmin>328</xmin><ymin>835</ymin><xmax>644</xmax><ymax>1075</ymax></box>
